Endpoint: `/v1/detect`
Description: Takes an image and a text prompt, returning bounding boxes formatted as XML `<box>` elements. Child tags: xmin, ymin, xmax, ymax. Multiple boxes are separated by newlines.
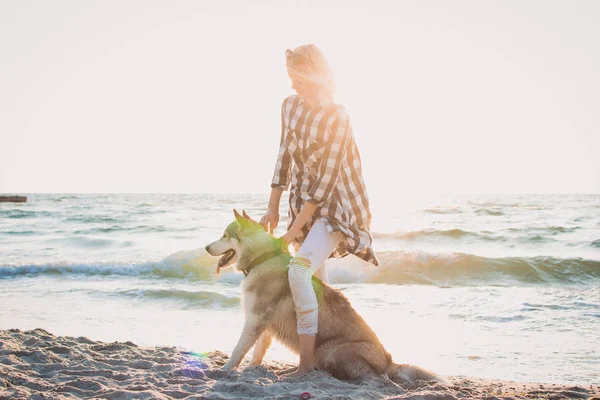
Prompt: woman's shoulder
<box><xmin>282</xmin><ymin>94</ymin><xmax>300</xmax><ymax>108</ymax></box>
<box><xmin>326</xmin><ymin>103</ymin><xmax>350</xmax><ymax>123</ymax></box>
<box><xmin>281</xmin><ymin>95</ymin><xmax>301</xmax><ymax>120</ymax></box>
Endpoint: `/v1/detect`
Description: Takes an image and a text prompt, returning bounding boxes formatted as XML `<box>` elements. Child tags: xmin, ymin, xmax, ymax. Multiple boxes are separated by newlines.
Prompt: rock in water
<box><xmin>0</xmin><ymin>196</ymin><xmax>27</xmax><ymax>203</ymax></box>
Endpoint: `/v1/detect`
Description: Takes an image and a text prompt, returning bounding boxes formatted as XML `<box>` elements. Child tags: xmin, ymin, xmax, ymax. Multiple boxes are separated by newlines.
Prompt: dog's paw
<box><xmin>244</xmin><ymin>363</ymin><xmax>266</xmax><ymax>373</ymax></box>
<box><xmin>221</xmin><ymin>361</ymin><xmax>237</xmax><ymax>371</ymax></box>
<box><xmin>246</xmin><ymin>361</ymin><xmax>262</xmax><ymax>368</ymax></box>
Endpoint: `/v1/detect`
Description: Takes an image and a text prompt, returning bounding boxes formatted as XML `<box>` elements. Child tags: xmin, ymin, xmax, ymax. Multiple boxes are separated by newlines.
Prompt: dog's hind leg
<box><xmin>222</xmin><ymin>319</ymin><xmax>266</xmax><ymax>370</ymax></box>
<box><xmin>326</xmin><ymin>353</ymin><xmax>379</xmax><ymax>380</ymax></box>
<box><xmin>316</xmin><ymin>342</ymin><xmax>389</xmax><ymax>380</ymax></box>
<box><xmin>248</xmin><ymin>330</ymin><xmax>273</xmax><ymax>367</ymax></box>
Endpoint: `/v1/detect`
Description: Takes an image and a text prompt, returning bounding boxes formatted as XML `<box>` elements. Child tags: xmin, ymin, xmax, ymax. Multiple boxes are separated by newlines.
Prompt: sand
<box><xmin>0</xmin><ymin>329</ymin><xmax>598</xmax><ymax>400</ymax></box>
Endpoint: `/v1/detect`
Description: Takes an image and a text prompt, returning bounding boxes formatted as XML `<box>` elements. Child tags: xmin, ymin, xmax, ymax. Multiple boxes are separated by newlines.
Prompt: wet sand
<box><xmin>1</xmin><ymin>329</ymin><xmax>598</xmax><ymax>399</ymax></box>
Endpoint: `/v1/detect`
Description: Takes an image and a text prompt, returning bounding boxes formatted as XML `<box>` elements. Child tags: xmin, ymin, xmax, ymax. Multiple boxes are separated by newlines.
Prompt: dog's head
<box><xmin>205</xmin><ymin>209</ymin><xmax>272</xmax><ymax>275</ymax></box>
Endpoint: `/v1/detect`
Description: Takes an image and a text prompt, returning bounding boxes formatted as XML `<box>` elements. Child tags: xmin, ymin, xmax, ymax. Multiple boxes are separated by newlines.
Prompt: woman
<box><xmin>260</xmin><ymin>44</ymin><xmax>379</xmax><ymax>377</ymax></box>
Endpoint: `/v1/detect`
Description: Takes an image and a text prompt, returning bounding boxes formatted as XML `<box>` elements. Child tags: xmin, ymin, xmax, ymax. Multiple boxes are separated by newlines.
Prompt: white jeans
<box><xmin>288</xmin><ymin>218</ymin><xmax>343</xmax><ymax>335</ymax></box>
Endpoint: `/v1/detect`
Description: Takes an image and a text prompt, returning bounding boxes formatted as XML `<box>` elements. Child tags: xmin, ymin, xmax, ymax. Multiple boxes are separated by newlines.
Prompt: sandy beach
<box><xmin>1</xmin><ymin>329</ymin><xmax>597</xmax><ymax>400</ymax></box>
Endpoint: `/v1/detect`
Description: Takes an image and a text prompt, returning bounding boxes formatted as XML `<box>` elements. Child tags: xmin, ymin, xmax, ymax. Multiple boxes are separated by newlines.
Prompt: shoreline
<box><xmin>1</xmin><ymin>328</ymin><xmax>598</xmax><ymax>400</ymax></box>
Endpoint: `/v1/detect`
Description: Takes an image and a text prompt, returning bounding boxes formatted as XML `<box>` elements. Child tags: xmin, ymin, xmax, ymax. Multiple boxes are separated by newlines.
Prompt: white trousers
<box><xmin>288</xmin><ymin>218</ymin><xmax>343</xmax><ymax>335</ymax></box>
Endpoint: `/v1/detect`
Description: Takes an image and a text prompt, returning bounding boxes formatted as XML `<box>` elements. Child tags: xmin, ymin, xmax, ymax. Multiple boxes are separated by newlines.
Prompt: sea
<box><xmin>1</xmin><ymin>193</ymin><xmax>598</xmax><ymax>385</ymax></box>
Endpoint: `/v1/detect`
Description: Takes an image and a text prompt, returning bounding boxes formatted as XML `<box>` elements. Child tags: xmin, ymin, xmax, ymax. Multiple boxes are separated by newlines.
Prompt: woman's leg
<box><xmin>287</xmin><ymin>218</ymin><xmax>342</xmax><ymax>375</ymax></box>
<box><xmin>293</xmin><ymin>242</ymin><xmax>330</xmax><ymax>284</ymax></box>
<box><xmin>313</xmin><ymin>263</ymin><xmax>329</xmax><ymax>284</ymax></box>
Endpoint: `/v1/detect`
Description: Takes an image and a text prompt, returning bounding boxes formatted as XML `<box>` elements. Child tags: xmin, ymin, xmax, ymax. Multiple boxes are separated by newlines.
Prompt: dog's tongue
<box><xmin>216</xmin><ymin>249</ymin><xmax>235</xmax><ymax>275</ymax></box>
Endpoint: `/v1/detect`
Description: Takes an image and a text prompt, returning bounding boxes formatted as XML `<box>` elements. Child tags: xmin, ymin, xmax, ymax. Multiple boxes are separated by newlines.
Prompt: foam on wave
<box><xmin>2</xmin><ymin>249</ymin><xmax>598</xmax><ymax>286</ymax></box>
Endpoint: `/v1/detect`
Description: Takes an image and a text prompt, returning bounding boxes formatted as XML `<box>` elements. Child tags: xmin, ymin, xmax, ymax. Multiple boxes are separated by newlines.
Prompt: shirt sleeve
<box><xmin>306</xmin><ymin>109</ymin><xmax>351</xmax><ymax>207</ymax></box>
<box><xmin>270</xmin><ymin>99</ymin><xmax>292</xmax><ymax>191</ymax></box>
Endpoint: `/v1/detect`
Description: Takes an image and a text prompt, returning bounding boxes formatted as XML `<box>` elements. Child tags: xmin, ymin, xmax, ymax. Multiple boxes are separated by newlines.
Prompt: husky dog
<box><xmin>205</xmin><ymin>210</ymin><xmax>440</xmax><ymax>383</ymax></box>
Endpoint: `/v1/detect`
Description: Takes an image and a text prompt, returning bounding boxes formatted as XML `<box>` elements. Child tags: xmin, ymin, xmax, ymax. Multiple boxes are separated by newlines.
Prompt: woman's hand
<box><xmin>280</xmin><ymin>229</ymin><xmax>300</xmax><ymax>245</ymax></box>
<box><xmin>260</xmin><ymin>209</ymin><xmax>280</xmax><ymax>233</ymax></box>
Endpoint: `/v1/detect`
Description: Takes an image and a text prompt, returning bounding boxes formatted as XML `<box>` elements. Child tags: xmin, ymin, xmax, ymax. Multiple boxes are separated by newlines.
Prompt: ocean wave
<box><xmin>591</xmin><ymin>240</ymin><xmax>600</xmax><ymax>248</ymax></box>
<box><xmin>1</xmin><ymin>230</ymin><xmax>37</xmax><ymax>236</ymax></box>
<box><xmin>0</xmin><ymin>210</ymin><xmax>54</xmax><ymax>219</ymax></box>
<box><xmin>358</xmin><ymin>252</ymin><xmax>600</xmax><ymax>286</ymax></box>
<box><xmin>114</xmin><ymin>288</ymin><xmax>240</xmax><ymax>308</ymax></box>
<box><xmin>63</xmin><ymin>215</ymin><xmax>121</xmax><ymax>224</ymax></box>
<box><xmin>420</xmin><ymin>207</ymin><xmax>462</xmax><ymax>214</ymax></box>
<box><xmin>1</xmin><ymin>249</ymin><xmax>599</xmax><ymax>287</ymax></box>
<box><xmin>70</xmin><ymin>225</ymin><xmax>170</xmax><ymax>235</ymax></box>
<box><xmin>475</xmin><ymin>208</ymin><xmax>503</xmax><ymax>216</ymax></box>
<box><xmin>372</xmin><ymin>227</ymin><xmax>577</xmax><ymax>244</ymax></box>
<box><xmin>523</xmin><ymin>235</ymin><xmax>558</xmax><ymax>244</ymax></box>
<box><xmin>521</xmin><ymin>302</ymin><xmax>572</xmax><ymax>311</ymax></box>
<box><xmin>467</xmin><ymin>200</ymin><xmax>512</xmax><ymax>208</ymax></box>
<box><xmin>52</xmin><ymin>195</ymin><xmax>80</xmax><ymax>202</ymax></box>
<box><xmin>0</xmin><ymin>251</ymin><xmax>219</xmax><ymax>281</ymax></box>
<box><xmin>500</xmin><ymin>226</ymin><xmax>581</xmax><ymax>237</ymax></box>
<box><xmin>44</xmin><ymin>236</ymin><xmax>122</xmax><ymax>248</ymax></box>
<box><xmin>475</xmin><ymin>314</ymin><xmax>529</xmax><ymax>323</ymax></box>
<box><xmin>542</xmin><ymin>226</ymin><xmax>581</xmax><ymax>234</ymax></box>
<box><xmin>467</xmin><ymin>201</ymin><xmax>544</xmax><ymax>209</ymax></box>
<box><xmin>372</xmin><ymin>228</ymin><xmax>491</xmax><ymax>241</ymax></box>
<box><xmin>71</xmin><ymin>226</ymin><xmax>136</xmax><ymax>234</ymax></box>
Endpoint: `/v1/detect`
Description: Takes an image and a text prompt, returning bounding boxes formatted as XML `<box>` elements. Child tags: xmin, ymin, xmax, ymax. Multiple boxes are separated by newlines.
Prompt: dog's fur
<box><xmin>205</xmin><ymin>210</ymin><xmax>440</xmax><ymax>384</ymax></box>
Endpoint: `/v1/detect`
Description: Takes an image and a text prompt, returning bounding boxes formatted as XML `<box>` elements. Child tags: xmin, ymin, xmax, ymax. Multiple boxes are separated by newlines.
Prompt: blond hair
<box><xmin>285</xmin><ymin>44</ymin><xmax>336</xmax><ymax>103</ymax></box>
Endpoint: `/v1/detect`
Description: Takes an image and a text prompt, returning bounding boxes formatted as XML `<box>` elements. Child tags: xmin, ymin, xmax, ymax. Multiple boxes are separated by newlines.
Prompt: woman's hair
<box><xmin>285</xmin><ymin>44</ymin><xmax>336</xmax><ymax>102</ymax></box>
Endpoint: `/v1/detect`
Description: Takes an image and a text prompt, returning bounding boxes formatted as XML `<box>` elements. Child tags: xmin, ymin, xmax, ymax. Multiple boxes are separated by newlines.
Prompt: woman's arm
<box><xmin>267</xmin><ymin>187</ymin><xmax>284</xmax><ymax>212</ymax></box>
<box><xmin>280</xmin><ymin>201</ymin><xmax>318</xmax><ymax>244</ymax></box>
<box><xmin>260</xmin><ymin>187</ymin><xmax>283</xmax><ymax>233</ymax></box>
<box><xmin>261</xmin><ymin>99</ymin><xmax>291</xmax><ymax>233</ymax></box>
<box><xmin>271</xmin><ymin>99</ymin><xmax>292</xmax><ymax>191</ymax></box>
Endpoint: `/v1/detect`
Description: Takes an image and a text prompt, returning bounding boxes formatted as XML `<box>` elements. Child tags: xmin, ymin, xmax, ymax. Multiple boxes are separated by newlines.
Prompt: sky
<box><xmin>1</xmin><ymin>0</ymin><xmax>598</xmax><ymax>195</ymax></box>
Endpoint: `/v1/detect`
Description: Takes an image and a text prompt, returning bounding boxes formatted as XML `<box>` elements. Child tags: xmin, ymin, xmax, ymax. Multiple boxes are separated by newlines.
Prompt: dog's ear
<box><xmin>242</xmin><ymin>210</ymin><xmax>259</xmax><ymax>224</ymax></box>
<box><xmin>233</xmin><ymin>209</ymin><xmax>245</xmax><ymax>225</ymax></box>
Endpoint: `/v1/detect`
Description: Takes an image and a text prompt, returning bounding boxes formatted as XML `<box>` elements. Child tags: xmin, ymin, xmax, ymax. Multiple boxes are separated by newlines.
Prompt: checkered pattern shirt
<box><xmin>271</xmin><ymin>95</ymin><xmax>379</xmax><ymax>266</ymax></box>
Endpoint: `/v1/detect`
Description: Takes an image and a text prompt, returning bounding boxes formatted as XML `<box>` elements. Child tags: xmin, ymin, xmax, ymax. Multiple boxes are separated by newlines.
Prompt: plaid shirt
<box><xmin>271</xmin><ymin>95</ymin><xmax>379</xmax><ymax>266</ymax></box>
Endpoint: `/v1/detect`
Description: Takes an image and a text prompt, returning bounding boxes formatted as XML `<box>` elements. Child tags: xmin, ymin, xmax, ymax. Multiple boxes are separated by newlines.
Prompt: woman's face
<box><xmin>289</xmin><ymin>73</ymin><xmax>320</xmax><ymax>106</ymax></box>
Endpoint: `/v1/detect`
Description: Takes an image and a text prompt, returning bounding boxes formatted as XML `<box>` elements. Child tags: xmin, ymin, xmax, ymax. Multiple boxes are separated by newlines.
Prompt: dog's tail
<box><xmin>385</xmin><ymin>362</ymin><xmax>445</xmax><ymax>386</ymax></box>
